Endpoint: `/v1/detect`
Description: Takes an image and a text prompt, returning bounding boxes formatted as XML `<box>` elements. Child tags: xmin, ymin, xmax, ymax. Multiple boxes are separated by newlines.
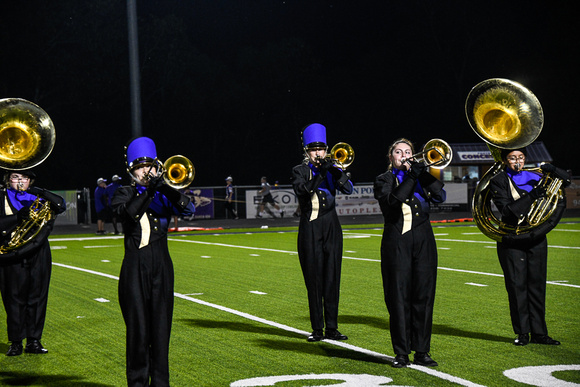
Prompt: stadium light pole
<box><xmin>127</xmin><ymin>0</ymin><xmax>142</xmax><ymax>138</ymax></box>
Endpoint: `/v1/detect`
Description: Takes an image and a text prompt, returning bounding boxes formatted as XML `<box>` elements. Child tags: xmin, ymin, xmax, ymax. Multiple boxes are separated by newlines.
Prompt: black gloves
<box><xmin>540</xmin><ymin>163</ymin><xmax>556</xmax><ymax>174</ymax></box>
<box><xmin>529</xmin><ymin>186</ymin><xmax>546</xmax><ymax>200</ymax></box>
<box><xmin>541</xmin><ymin>163</ymin><xmax>572</xmax><ymax>188</ymax></box>
<box><xmin>408</xmin><ymin>161</ymin><xmax>426</xmax><ymax>180</ymax></box>
<box><xmin>17</xmin><ymin>206</ymin><xmax>31</xmax><ymax>222</ymax></box>
<box><xmin>27</xmin><ymin>186</ymin><xmax>43</xmax><ymax>196</ymax></box>
<box><xmin>27</xmin><ymin>186</ymin><xmax>66</xmax><ymax>214</ymax></box>
<box><xmin>146</xmin><ymin>175</ymin><xmax>164</xmax><ymax>196</ymax></box>
<box><xmin>319</xmin><ymin>159</ymin><xmax>333</xmax><ymax>174</ymax></box>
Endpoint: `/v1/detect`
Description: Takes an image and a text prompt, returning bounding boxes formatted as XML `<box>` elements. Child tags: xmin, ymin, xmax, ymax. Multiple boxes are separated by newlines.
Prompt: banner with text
<box><xmin>245</xmin><ymin>183</ymin><xmax>469</xmax><ymax>218</ymax></box>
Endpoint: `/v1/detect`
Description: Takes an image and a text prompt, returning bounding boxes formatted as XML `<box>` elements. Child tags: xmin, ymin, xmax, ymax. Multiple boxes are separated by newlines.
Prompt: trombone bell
<box><xmin>163</xmin><ymin>155</ymin><xmax>195</xmax><ymax>189</ymax></box>
<box><xmin>330</xmin><ymin>142</ymin><xmax>354</xmax><ymax>169</ymax></box>
<box><xmin>411</xmin><ymin>138</ymin><xmax>452</xmax><ymax>169</ymax></box>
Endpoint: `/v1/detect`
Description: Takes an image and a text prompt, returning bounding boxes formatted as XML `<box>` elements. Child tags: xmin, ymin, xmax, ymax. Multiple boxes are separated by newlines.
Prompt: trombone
<box><xmin>403</xmin><ymin>138</ymin><xmax>452</xmax><ymax>169</ymax></box>
<box><xmin>162</xmin><ymin>155</ymin><xmax>195</xmax><ymax>189</ymax></box>
<box><xmin>329</xmin><ymin>142</ymin><xmax>355</xmax><ymax>169</ymax></box>
<box><xmin>137</xmin><ymin>155</ymin><xmax>195</xmax><ymax>190</ymax></box>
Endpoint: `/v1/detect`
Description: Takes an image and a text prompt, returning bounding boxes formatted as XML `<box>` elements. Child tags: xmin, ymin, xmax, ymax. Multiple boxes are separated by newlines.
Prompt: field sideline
<box><xmin>0</xmin><ymin>218</ymin><xmax>579</xmax><ymax>386</ymax></box>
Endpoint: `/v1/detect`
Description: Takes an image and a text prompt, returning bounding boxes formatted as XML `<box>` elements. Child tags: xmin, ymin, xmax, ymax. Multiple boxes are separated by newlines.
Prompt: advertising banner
<box><xmin>186</xmin><ymin>188</ymin><xmax>215</xmax><ymax>219</ymax></box>
<box><xmin>244</xmin><ymin>183</ymin><xmax>470</xmax><ymax>218</ymax></box>
<box><xmin>336</xmin><ymin>185</ymin><xmax>380</xmax><ymax>216</ymax></box>
<box><xmin>54</xmin><ymin>190</ymin><xmax>79</xmax><ymax>225</ymax></box>
<box><xmin>245</xmin><ymin>188</ymin><xmax>298</xmax><ymax>218</ymax></box>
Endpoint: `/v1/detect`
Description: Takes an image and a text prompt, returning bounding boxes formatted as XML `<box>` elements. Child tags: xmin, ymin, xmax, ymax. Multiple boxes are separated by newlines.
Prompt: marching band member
<box><xmin>0</xmin><ymin>169</ymin><xmax>65</xmax><ymax>356</ymax></box>
<box><xmin>489</xmin><ymin>147</ymin><xmax>570</xmax><ymax>346</ymax></box>
<box><xmin>291</xmin><ymin>123</ymin><xmax>353</xmax><ymax>342</ymax></box>
<box><xmin>111</xmin><ymin>137</ymin><xmax>195</xmax><ymax>386</ymax></box>
<box><xmin>373</xmin><ymin>138</ymin><xmax>446</xmax><ymax>368</ymax></box>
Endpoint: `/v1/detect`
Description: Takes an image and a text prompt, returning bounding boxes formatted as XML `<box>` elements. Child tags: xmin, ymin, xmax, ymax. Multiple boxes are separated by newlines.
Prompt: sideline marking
<box><xmin>51</xmin><ymin>236</ymin><xmax>124</xmax><ymax>242</ymax></box>
<box><xmin>437</xmin><ymin>238</ymin><xmax>580</xmax><ymax>250</ymax></box>
<box><xmin>52</xmin><ymin>261</ymin><xmax>485</xmax><ymax>387</ymax></box>
<box><xmin>169</xmin><ymin>239</ymin><xmax>580</xmax><ymax>288</ymax></box>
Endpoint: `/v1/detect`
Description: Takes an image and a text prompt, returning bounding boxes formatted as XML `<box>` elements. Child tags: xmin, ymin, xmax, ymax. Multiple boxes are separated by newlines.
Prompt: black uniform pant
<box><xmin>297</xmin><ymin>211</ymin><xmax>343</xmax><ymax>331</ymax></box>
<box><xmin>497</xmin><ymin>237</ymin><xmax>548</xmax><ymax>336</ymax></box>
<box><xmin>119</xmin><ymin>238</ymin><xmax>174</xmax><ymax>387</ymax></box>
<box><xmin>224</xmin><ymin>201</ymin><xmax>237</xmax><ymax>218</ymax></box>
<box><xmin>380</xmin><ymin>220</ymin><xmax>437</xmax><ymax>355</ymax></box>
<box><xmin>0</xmin><ymin>243</ymin><xmax>52</xmax><ymax>342</ymax></box>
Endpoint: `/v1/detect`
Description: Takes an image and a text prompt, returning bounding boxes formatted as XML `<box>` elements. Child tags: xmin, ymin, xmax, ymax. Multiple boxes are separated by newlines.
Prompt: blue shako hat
<box><xmin>302</xmin><ymin>123</ymin><xmax>327</xmax><ymax>149</ymax></box>
<box><xmin>125</xmin><ymin>137</ymin><xmax>157</xmax><ymax>170</ymax></box>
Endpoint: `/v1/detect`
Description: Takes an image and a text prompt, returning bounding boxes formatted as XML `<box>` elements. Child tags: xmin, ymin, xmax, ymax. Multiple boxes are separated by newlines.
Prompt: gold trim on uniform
<box><xmin>139</xmin><ymin>214</ymin><xmax>151</xmax><ymax>249</ymax></box>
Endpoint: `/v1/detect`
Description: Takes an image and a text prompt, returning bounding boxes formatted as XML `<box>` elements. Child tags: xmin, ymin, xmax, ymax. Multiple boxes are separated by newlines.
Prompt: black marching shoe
<box><xmin>531</xmin><ymin>334</ymin><xmax>561</xmax><ymax>345</ymax></box>
<box><xmin>25</xmin><ymin>340</ymin><xmax>48</xmax><ymax>354</ymax></box>
<box><xmin>414</xmin><ymin>352</ymin><xmax>438</xmax><ymax>367</ymax></box>
<box><xmin>307</xmin><ymin>330</ymin><xmax>324</xmax><ymax>342</ymax></box>
<box><xmin>514</xmin><ymin>333</ymin><xmax>530</xmax><ymax>346</ymax></box>
<box><xmin>324</xmin><ymin>329</ymin><xmax>348</xmax><ymax>341</ymax></box>
<box><xmin>392</xmin><ymin>354</ymin><xmax>411</xmax><ymax>368</ymax></box>
<box><xmin>6</xmin><ymin>341</ymin><xmax>23</xmax><ymax>356</ymax></box>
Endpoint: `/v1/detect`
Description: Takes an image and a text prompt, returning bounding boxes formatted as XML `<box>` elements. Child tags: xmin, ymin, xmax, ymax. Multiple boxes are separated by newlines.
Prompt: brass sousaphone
<box><xmin>0</xmin><ymin>98</ymin><xmax>56</xmax><ymax>257</ymax></box>
<box><xmin>465</xmin><ymin>79</ymin><xmax>565</xmax><ymax>242</ymax></box>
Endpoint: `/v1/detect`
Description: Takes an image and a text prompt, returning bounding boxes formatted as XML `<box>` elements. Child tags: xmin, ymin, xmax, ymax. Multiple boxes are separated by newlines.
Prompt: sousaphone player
<box><xmin>465</xmin><ymin>79</ymin><xmax>571</xmax><ymax>346</ymax></box>
<box><xmin>488</xmin><ymin>147</ymin><xmax>570</xmax><ymax>346</ymax></box>
<box><xmin>0</xmin><ymin>98</ymin><xmax>66</xmax><ymax>356</ymax></box>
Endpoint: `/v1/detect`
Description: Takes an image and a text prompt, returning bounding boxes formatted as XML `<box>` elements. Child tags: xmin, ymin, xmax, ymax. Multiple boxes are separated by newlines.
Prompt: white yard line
<box><xmin>168</xmin><ymin>238</ymin><xmax>580</xmax><ymax>288</ymax></box>
<box><xmin>52</xmin><ymin>261</ymin><xmax>486</xmax><ymax>387</ymax></box>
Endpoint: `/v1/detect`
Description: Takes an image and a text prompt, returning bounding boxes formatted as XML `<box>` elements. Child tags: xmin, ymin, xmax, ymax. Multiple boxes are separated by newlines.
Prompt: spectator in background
<box><xmin>225</xmin><ymin>176</ymin><xmax>238</xmax><ymax>219</ymax></box>
<box><xmin>257</xmin><ymin>176</ymin><xmax>283</xmax><ymax>218</ymax></box>
<box><xmin>106</xmin><ymin>175</ymin><xmax>123</xmax><ymax>234</ymax></box>
<box><xmin>95</xmin><ymin>177</ymin><xmax>108</xmax><ymax>235</ymax></box>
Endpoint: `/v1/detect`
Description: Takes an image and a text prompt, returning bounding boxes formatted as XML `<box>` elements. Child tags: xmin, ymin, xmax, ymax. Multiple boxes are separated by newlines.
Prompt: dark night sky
<box><xmin>0</xmin><ymin>1</ymin><xmax>578</xmax><ymax>191</ymax></box>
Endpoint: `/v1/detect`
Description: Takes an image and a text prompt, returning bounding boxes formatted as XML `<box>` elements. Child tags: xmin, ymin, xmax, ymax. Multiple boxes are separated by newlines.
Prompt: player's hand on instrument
<box><xmin>17</xmin><ymin>206</ymin><xmax>31</xmax><ymax>222</ymax></box>
<box><xmin>541</xmin><ymin>163</ymin><xmax>571</xmax><ymax>187</ymax></box>
<box><xmin>319</xmin><ymin>159</ymin><xmax>333</xmax><ymax>173</ymax></box>
<box><xmin>408</xmin><ymin>161</ymin><xmax>426</xmax><ymax>179</ymax></box>
<box><xmin>540</xmin><ymin>163</ymin><xmax>556</xmax><ymax>173</ymax></box>
<box><xmin>147</xmin><ymin>175</ymin><xmax>164</xmax><ymax>195</ymax></box>
<box><xmin>529</xmin><ymin>186</ymin><xmax>547</xmax><ymax>200</ymax></box>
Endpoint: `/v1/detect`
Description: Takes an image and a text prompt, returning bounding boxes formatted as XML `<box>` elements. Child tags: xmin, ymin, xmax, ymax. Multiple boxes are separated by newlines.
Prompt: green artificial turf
<box><xmin>0</xmin><ymin>219</ymin><xmax>578</xmax><ymax>386</ymax></box>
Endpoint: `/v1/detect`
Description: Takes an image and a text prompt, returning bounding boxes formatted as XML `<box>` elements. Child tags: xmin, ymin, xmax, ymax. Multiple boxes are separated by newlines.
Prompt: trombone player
<box><xmin>111</xmin><ymin>137</ymin><xmax>195</xmax><ymax>386</ymax></box>
<box><xmin>291</xmin><ymin>123</ymin><xmax>354</xmax><ymax>342</ymax></box>
<box><xmin>0</xmin><ymin>169</ymin><xmax>66</xmax><ymax>356</ymax></box>
<box><xmin>373</xmin><ymin>138</ymin><xmax>446</xmax><ymax>368</ymax></box>
<box><xmin>489</xmin><ymin>147</ymin><xmax>570</xmax><ymax>346</ymax></box>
